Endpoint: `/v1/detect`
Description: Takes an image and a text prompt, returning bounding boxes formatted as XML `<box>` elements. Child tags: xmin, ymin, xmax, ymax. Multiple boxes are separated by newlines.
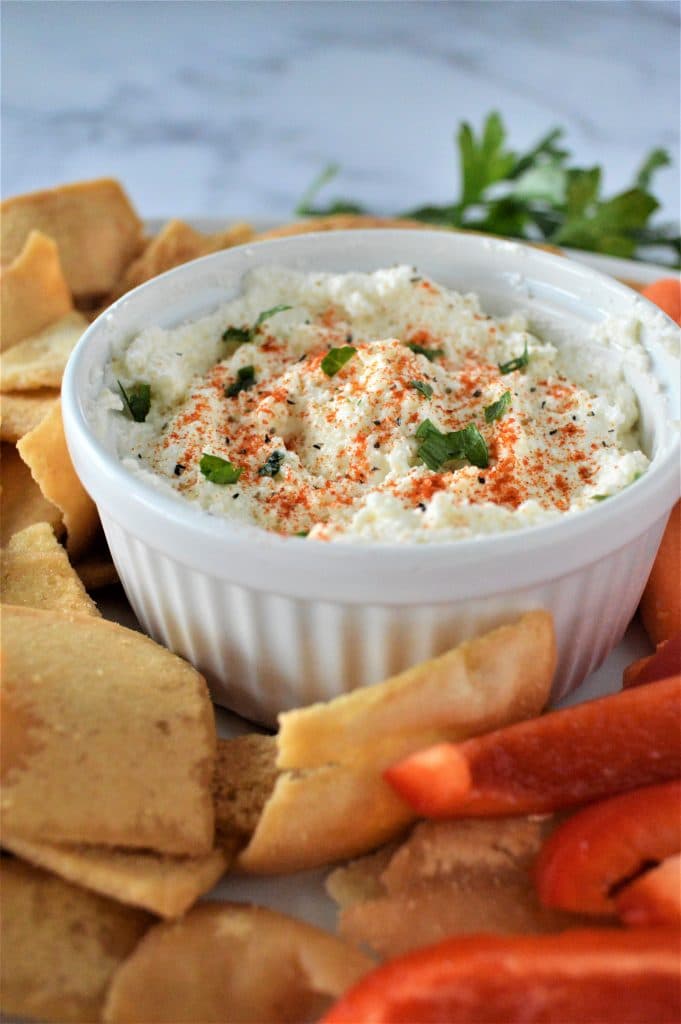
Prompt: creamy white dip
<box><xmin>103</xmin><ymin>265</ymin><xmax>650</xmax><ymax>542</ymax></box>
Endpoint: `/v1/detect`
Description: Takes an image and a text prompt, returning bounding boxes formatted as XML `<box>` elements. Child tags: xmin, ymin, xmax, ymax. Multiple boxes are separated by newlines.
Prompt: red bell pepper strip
<box><xmin>624</xmin><ymin>633</ymin><xmax>681</xmax><ymax>688</ymax></box>
<box><xmin>616</xmin><ymin>854</ymin><xmax>681</xmax><ymax>927</ymax></box>
<box><xmin>641</xmin><ymin>278</ymin><xmax>681</xmax><ymax>325</ymax></box>
<box><xmin>385</xmin><ymin>676</ymin><xmax>681</xmax><ymax>818</ymax></box>
<box><xmin>321</xmin><ymin>929</ymin><xmax>681</xmax><ymax>1024</ymax></box>
<box><xmin>534</xmin><ymin>780</ymin><xmax>681</xmax><ymax>915</ymax></box>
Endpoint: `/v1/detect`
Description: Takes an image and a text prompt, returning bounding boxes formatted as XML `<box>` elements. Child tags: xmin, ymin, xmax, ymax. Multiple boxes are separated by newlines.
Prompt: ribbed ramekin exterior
<box><xmin>100</xmin><ymin>512</ymin><xmax>666</xmax><ymax>725</ymax></box>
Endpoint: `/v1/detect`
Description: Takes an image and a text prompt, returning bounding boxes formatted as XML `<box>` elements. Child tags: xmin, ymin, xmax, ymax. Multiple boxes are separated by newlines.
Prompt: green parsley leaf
<box><xmin>225</xmin><ymin>365</ymin><xmax>256</xmax><ymax>398</ymax></box>
<box><xmin>415</xmin><ymin>419</ymin><xmax>489</xmax><ymax>471</ymax></box>
<box><xmin>199</xmin><ymin>453</ymin><xmax>242</xmax><ymax>485</ymax></box>
<box><xmin>253</xmin><ymin>305</ymin><xmax>293</xmax><ymax>331</ymax></box>
<box><xmin>409</xmin><ymin>380</ymin><xmax>433</xmax><ymax>399</ymax></box>
<box><xmin>484</xmin><ymin>390</ymin><xmax>512</xmax><ymax>422</ymax></box>
<box><xmin>117</xmin><ymin>380</ymin><xmax>151</xmax><ymax>423</ymax></box>
<box><xmin>295</xmin><ymin>163</ymin><xmax>368</xmax><ymax>217</ymax></box>
<box><xmin>592</xmin><ymin>493</ymin><xmax>610</xmax><ymax>502</ymax></box>
<box><xmin>295</xmin><ymin>530</ymin><xmax>309</xmax><ymax>537</ymax></box>
<box><xmin>406</xmin><ymin>342</ymin><xmax>445</xmax><ymax>362</ymax></box>
<box><xmin>222</xmin><ymin>306</ymin><xmax>292</xmax><ymax>348</ymax></box>
<box><xmin>498</xmin><ymin>341</ymin><xmax>530</xmax><ymax>375</ymax></box>
<box><xmin>222</xmin><ymin>325</ymin><xmax>251</xmax><ymax>345</ymax></box>
<box><xmin>321</xmin><ymin>345</ymin><xmax>357</xmax><ymax>377</ymax></box>
<box><xmin>297</xmin><ymin>115</ymin><xmax>679</xmax><ymax>267</ymax></box>
<box><xmin>258</xmin><ymin>450</ymin><xmax>285</xmax><ymax>478</ymax></box>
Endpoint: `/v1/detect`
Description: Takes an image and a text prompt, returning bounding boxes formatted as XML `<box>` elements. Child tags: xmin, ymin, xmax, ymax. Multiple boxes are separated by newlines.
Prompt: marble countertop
<box><xmin>3</xmin><ymin>0</ymin><xmax>680</xmax><ymax>230</ymax></box>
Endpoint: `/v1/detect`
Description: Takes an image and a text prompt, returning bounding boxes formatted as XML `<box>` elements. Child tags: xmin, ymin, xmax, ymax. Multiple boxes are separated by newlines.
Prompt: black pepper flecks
<box><xmin>174</xmin><ymin>463</ymin><xmax>185</xmax><ymax>476</ymax></box>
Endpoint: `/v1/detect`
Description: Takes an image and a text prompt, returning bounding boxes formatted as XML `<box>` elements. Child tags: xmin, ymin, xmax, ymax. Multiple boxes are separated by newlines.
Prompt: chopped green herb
<box><xmin>295</xmin><ymin>530</ymin><xmax>309</xmax><ymax>537</ymax></box>
<box><xmin>498</xmin><ymin>341</ymin><xmax>530</xmax><ymax>375</ymax></box>
<box><xmin>484</xmin><ymin>390</ymin><xmax>512</xmax><ymax>422</ymax></box>
<box><xmin>225</xmin><ymin>365</ymin><xmax>256</xmax><ymax>398</ymax></box>
<box><xmin>117</xmin><ymin>380</ymin><xmax>151</xmax><ymax>423</ymax></box>
<box><xmin>321</xmin><ymin>345</ymin><xmax>357</xmax><ymax>377</ymax></box>
<box><xmin>221</xmin><ymin>325</ymin><xmax>251</xmax><ymax>345</ymax></box>
<box><xmin>222</xmin><ymin>306</ymin><xmax>292</xmax><ymax>347</ymax></box>
<box><xmin>593</xmin><ymin>493</ymin><xmax>610</xmax><ymax>502</ymax></box>
<box><xmin>406</xmin><ymin>342</ymin><xmax>445</xmax><ymax>362</ymax></box>
<box><xmin>258</xmin><ymin>450</ymin><xmax>285</xmax><ymax>477</ymax></box>
<box><xmin>410</xmin><ymin>380</ymin><xmax>433</xmax><ymax>399</ymax></box>
<box><xmin>415</xmin><ymin>419</ymin><xmax>489</xmax><ymax>471</ymax></box>
<box><xmin>199</xmin><ymin>453</ymin><xmax>242</xmax><ymax>485</ymax></box>
<box><xmin>253</xmin><ymin>305</ymin><xmax>293</xmax><ymax>331</ymax></box>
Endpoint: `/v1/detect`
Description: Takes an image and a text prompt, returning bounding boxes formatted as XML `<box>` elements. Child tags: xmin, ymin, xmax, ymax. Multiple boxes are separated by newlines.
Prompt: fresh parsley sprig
<box><xmin>321</xmin><ymin>345</ymin><xmax>357</xmax><ymax>377</ymax></box>
<box><xmin>484</xmin><ymin>390</ymin><xmax>512</xmax><ymax>422</ymax></box>
<box><xmin>296</xmin><ymin>113</ymin><xmax>679</xmax><ymax>267</ymax></box>
<box><xmin>199</xmin><ymin>453</ymin><xmax>242</xmax><ymax>485</ymax></box>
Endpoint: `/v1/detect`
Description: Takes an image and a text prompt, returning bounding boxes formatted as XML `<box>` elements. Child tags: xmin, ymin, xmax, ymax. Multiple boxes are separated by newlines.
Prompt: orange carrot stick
<box><xmin>624</xmin><ymin>633</ymin><xmax>681</xmax><ymax>688</ymax></box>
<box><xmin>616</xmin><ymin>854</ymin><xmax>681</xmax><ymax>928</ymax></box>
<box><xmin>639</xmin><ymin>501</ymin><xmax>681</xmax><ymax>647</ymax></box>
<box><xmin>385</xmin><ymin>676</ymin><xmax>681</xmax><ymax>817</ymax></box>
<box><xmin>534</xmin><ymin>780</ymin><xmax>681</xmax><ymax>915</ymax></box>
<box><xmin>321</xmin><ymin>929</ymin><xmax>681</xmax><ymax>1024</ymax></box>
<box><xmin>641</xmin><ymin>277</ymin><xmax>681</xmax><ymax>325</ymax></box>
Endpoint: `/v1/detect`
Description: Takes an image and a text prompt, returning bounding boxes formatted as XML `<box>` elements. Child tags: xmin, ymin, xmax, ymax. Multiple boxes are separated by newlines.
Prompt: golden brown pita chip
<box><xmin>17</xmin><ymin>400</ymin><xmax>98</xmax><ymax>559</ymax></box>
<box><xmin>0</xmin><ymin>230</ymin><xmax>73</xmax><ymax>351</ymax></box>
<box><xmin>0</xmin><ymin>857</ymin><xmax>151</xmax><ymax>1024</ymax></box>
<box><xmin>1</xmin><ymin>521</ymin><xmax>99</xmax><ymax>615</ymax></box>
<box><xmin>238</xmin><ymin>612</ymin><xmax>555</xmax><ymax>873</ymax></box>
<box><xmin>327</xmin><ymin>818</ymin><xmax>597</xmax><ymax>960</ymax></box>
<box><xmin>0</xmin><ymin>388</ymin><xmax>60</xmax><ymax>442</ymax></box>
<box><xmin>109</xmin><ymin>218</ymin><xmax>254</xmax><ymax>300</ymax></box>
<box><xmin>75</xmin><ymin>548</ymin><xmax>120</xmax><ymax>590</ymax></box>
<box><xmin>0</xmin><ymin>311</ymin><xmax>87</xmax><ymax>392</ymax></box>
<box><xmin>104</xmin><ymin>902</ymin><xmax>372</xmax><ymax>1023</ymax></box>
<box><xmin>254</xmin><ymin>214</ymin><xmax>441</xmax><ymax>240</ymax></box>
<box><xmin>0</xmin><ymin>441</ymin><xmax>62</xmax><ymax>545</ymax></box>
<box><xmin>1</xmin><ymin>178</ymin><xmax>144</xmax><ymax>298</ymax></box>
<box><xmin>2</xmin><ymin>835</ymin><xmax>228</xmax><ymax>919</ymax></box>
<box><xmin>212</xmin><ymin>734</ymin><xmax>279</xmax><ymax>850</ymax></box>
<box><xmin>1</xmin><ymin>605</ymin><xmax>216</xmax><ymax>855</ymax></box>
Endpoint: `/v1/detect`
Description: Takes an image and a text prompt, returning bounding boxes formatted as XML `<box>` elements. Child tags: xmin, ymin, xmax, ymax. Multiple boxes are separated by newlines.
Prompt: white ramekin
<box><xmin>62</xmin><ymin>231</ymin><xmax>680</xmax><ymax>725</ymax></box>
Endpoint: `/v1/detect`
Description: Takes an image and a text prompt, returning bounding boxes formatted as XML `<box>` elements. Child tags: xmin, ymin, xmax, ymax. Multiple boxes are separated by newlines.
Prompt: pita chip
<box><xmin>1</xmin><ymin>311</ymin><xmax>87</xmax><ymax>392</ymax></box>
<box><xmin>212</xmin><ymin>734</ymin><xmax>279</xmax><ymax>851</ymax></box>
<box><xmin>109</xmin><ymin>218</ymin><xmax>254</xmax><ymax>299</ymax></box>
<box><xmin>1</xmin><ymin>836</ymin><xmax>228</xmax><ymax>919</ymax></box>
<box><xmin>17</xmin><ymin>400</ymin><xmax>98</xmax><ymax>559</ymax></box>
<box><xmin>1</xmin><ymin>605</ymin><xmax>216</xmax><ymax>854</ymax></box>
<box><xmin>75</xmin><ymin>547</ymin><xmax>120</xmax><ymax>590</ymax></box>
<box><xmin>104</xmin><ymin>902</ymin><xmax>372</xmax><ymax>1023</ymax></box>
<box><xmin>1</xmin><ymin>178</ymin><xmax>144</xmax><ymax>297</ymax></box>
<box><xmin>0</xmin><ymin>441</ymin><xmax>62</xmax><ymax>545</ymax></box>
<box><xmin>327</xmin><ymin>817</ymin><xmax>596</xmax><ymax>960</ymax></box>
<box><xmin>0</xmin><ymin>388</ymin><xmax>60</xmax><ymax>442</ymax></box>
<box><xmin>238</xmin><ymin>612</ymin><xmax>555</xmax><ymax>873</ymax></box>
<box><xmin>1</xmin><ymin>521</ymin><xmax>99</xmax><ymax>615</ymax></box>
<box><xmin>0</xmin><ymin>230</ymin><xmax>73</xmax><ymax>351</ymax></box>
<box><xmin>0</xmin><ymin>857</ymin><xmax>151</xmax><ymax>1024</ymax></box>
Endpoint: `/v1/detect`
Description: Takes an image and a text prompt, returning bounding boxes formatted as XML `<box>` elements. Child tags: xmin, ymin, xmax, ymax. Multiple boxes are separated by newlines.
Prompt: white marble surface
<box><xmin>3</xmin><ymin>1</ymin><xmax>680</xmax><ymax>226</ymax></box>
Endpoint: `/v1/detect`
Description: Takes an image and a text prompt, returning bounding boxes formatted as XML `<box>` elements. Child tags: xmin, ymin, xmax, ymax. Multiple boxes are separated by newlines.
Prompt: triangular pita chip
<box><xmin>1</xmin><ymin>521</ymin><xmax>99</xmax><ymax>615</ymax></box>
<box><xmin>238</xmin><ymin>612</ymin><xmax>555</xmax><ymax>873</ymax></box>
<box><xmin>1</xmin><ymin>605</ymin><xmax>216</xmax><ymax>855</ymax></box>
<box><xmin>0</xmin><ymin>230</ymin><xmax>73</xmax><ymax>351</ymax></box>
<box><xmin>17</xmin><ymin>400</ymin><xmax>98</xmax><ymax>558</ymax></box>
<box><xmin>1</xmin><ymin>178</ymin><xmax>144</xmax><ymax>297</ymax></box>
<box><xmin>103</xmin><ymin>902</ymin><xmax>372</xmax><ymax>1023</ymax></box>
<box><xmin>1</xmin><ymin>441</ymin><xmax>62</xmax><ymax>545</ymax></box>
<box><xmin>1</xmin><ymin>311</ymin><xmax>87</xmax><ymax>391</ymax></box>
<box><xmin>0</xmin><ymin>857</ymin><xmax>151</xmax><ymax>1024</ymax></box>
<box><xmin>1</xmin><ymin>388</ymin><xmax>60</xmax><ymax>442</ymax></box>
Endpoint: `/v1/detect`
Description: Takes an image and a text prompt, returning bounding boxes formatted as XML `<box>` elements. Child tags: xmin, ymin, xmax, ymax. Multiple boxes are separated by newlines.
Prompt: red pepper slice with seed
<box><xmin>385</xmin><ymin>676</ymin><xmax>681</xmax><ymax>817</ymax></box>
<box><xmin>616</xmin><ymin>853</ymin><xmax>681</xmax><ymax>927</ymax></box>
<box><xmin>320</xmin><ymin>929</ymin><xmax>681</xmax><ymax>1024</ymax></box>
<box><xmin>534</xmin><ymin>780</ymin><xmax>681</xmax><ymax>915</ymax></box>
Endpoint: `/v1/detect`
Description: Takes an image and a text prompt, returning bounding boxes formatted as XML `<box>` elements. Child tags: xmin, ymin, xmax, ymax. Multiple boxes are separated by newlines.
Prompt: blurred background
<box><xmin>2</xmin><ymin>0</ymin><xmax>679</xmax><ymax>230</ymax></box>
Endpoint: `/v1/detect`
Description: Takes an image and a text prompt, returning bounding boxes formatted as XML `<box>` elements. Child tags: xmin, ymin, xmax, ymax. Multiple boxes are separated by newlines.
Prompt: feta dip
<box><xmin>105</xmin><ymin>265</ymin><xmax>650</xmax><ymax>542</ymax></box>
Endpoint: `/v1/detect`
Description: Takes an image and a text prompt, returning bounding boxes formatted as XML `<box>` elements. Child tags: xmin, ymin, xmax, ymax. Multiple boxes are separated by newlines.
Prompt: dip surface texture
<box><xmin>107</xmin><ymin>266</ymin><xmax>649</xmax><ymax>541</ymax></box>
